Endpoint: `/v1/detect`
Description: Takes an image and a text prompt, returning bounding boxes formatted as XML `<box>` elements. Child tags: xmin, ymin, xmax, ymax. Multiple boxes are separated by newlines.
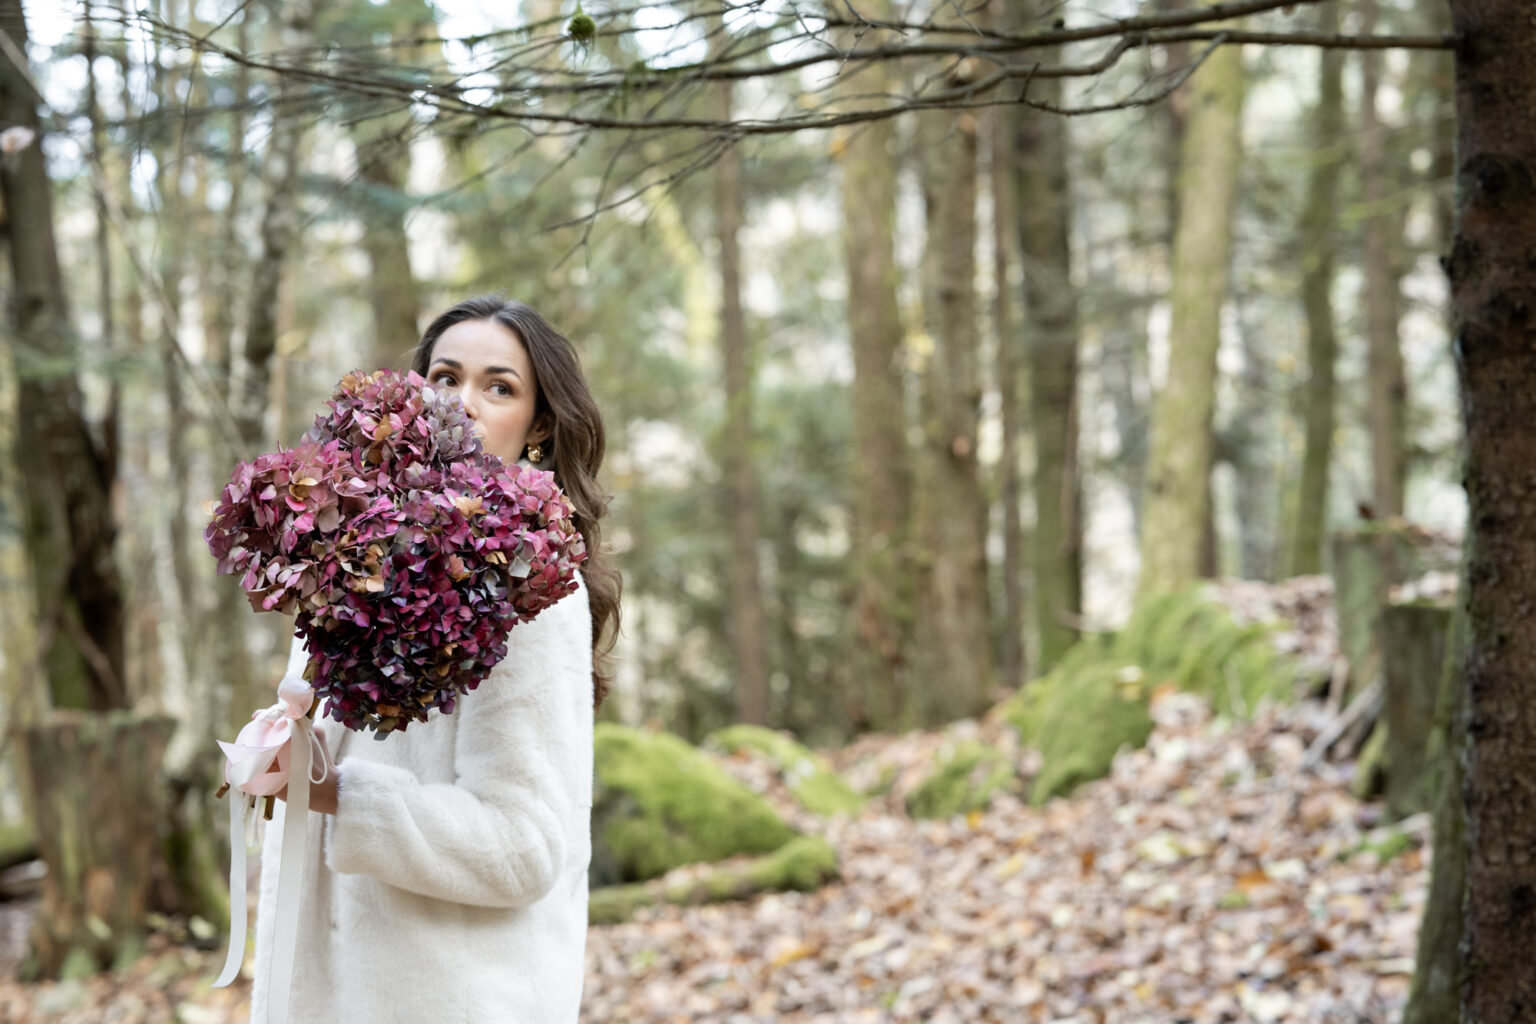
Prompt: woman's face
<box><xmin>425</xmin><ymin>318</ymin><xmax>546</xmax><ymax>466</ymax></box>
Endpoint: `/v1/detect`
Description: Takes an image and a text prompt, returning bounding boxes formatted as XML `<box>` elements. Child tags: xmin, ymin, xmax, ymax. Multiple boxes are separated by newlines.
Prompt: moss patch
<box><xmin>589</xmin><ymin>836</ymin><xmax>839</xmax><ymax>925</ymax></box>
<box><xmin>1027</xmin><ymin>663</ymin><xmax>1154</xmax><ymax>805</ymax></box>
<box><xmin>0</xmin><ymin>820</ymin><xmax>36</xmax><ymax>870</ymax></box>
<box><xmin>905</xmin><ymin>740</ymin><xmax>1017</xmax><ymax>819</ymax></box>
<box><xmin>591</xmin><ymin>724</ymin><xmax>798</xmax><ymax>885</ymax></box>
<box><xmin>705</xmin><ymin>724</ymin><xmax>865</xmax><ymax>816</ymax></box>
<box><xmin>997</xmin><ymin>587</ymin><xmax>1298</xmax><ymax>804</ymax></box>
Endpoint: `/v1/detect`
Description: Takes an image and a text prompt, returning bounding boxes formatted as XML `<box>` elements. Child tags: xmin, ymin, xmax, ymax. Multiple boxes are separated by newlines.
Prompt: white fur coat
<box><xmin>250</xmin><ymin>577</ymin><xmax>594</xmax><ymax>1024</ymax></box>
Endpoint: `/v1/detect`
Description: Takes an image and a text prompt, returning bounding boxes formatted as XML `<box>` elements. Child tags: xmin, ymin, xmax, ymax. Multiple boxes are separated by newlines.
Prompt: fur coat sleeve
<box><xmin>321</xmin><ymin>576</ymin><xmax>594</xmax><ymax>908</ymax></box>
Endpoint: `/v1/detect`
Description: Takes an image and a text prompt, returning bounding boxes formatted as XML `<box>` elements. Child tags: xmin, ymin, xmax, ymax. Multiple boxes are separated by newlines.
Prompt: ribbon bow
<box><xmin>212</xmin><ymin>672</ymin><xmax>331</xmax><ymax>1024</ymax></box>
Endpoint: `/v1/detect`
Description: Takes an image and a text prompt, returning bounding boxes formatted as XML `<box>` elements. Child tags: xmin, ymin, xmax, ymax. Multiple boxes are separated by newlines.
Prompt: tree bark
<box><xmin>237</xmin><ymin>0</ymin><xmax>314</xmax><ymax>449</ymax></box>
<box><xmin>915</xmin><ymin>106</ymin><xmax>992</xmax><ymax>722</ymax></box>
<box><xmin>838</xmin><ymin>9</ymin><xmax>910</xmax><ymax>730</ymax></box>
<box><xmin>19</xmin><ymin>713</ymin><xmax>176</xmax><ymax>979</ymax></box>
<box><xmin>1137</xmin><ymin>43</ymin><xmax>1245</xmax><ymax>598</ymax></box>
<box><xmin>1359</xmin><ymin>0</ymin><xmax>1409</xmax><ymax>519</ymax></box>
<box><xmin>713</xmin><ymin>60</ymin><xmax>770</xmax><ymax>726</ymax></box>
<box><xmin>1402</xmin><ymin>592</ymin><xmax>1466</xmax><ymax>1024</ymax></box>
<box><xmin>0</xmin><ymin>0</ymin><xmax>127</xmax><ymax>711</ymax></box>
<box><xmin>991</xmin><ymin>98</ymin><xmax>1028</xmax><ymax>691</ymax></box>
<box><xmin>1011</xmin><ymin>7</ymin><xmax>1082</xmax><ymax>670</ymax></box>
<box><xmin>355</xmin><ymin>135</ymin><xmax>421</xmax><ymax>370</ymax></box>
<box><xmin>1288</xmin><ymin>1</ymin><xmax>1344</xmax><ymax>577</ymax></box>
<box><xmin>1447</xmin><ymin>1</ymin><xmax>1536</xmax><ymax>1018</ymax></box>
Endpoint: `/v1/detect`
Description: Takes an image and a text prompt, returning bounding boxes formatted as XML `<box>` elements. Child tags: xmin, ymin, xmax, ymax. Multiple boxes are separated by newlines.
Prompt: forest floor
<box><xmin>0</xmin><ymin>683</ymin><xmax>1430</xmax><ymax>1024</ymax></box>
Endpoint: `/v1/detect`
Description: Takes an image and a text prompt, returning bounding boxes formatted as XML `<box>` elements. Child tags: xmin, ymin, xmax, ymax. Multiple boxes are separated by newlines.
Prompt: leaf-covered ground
<box><xmin>0</xmin><ymin>683</ymin><xmax>1429</xmax><ymax>1024</ymax></box>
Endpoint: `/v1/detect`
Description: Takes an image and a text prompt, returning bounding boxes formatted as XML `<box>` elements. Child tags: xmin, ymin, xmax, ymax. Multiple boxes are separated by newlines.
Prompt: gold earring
<box><xmin>527</xmin><ymin>442</ymin><xmax>544</xmax><ymax>464</ymax></box>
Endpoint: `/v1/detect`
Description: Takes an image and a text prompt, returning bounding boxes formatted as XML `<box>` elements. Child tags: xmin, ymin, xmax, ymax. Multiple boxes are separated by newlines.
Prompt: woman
<box><xmin>250</xmin><ymin>297</ymin><xmax>620</xmax><ymax>1024</ymax></box>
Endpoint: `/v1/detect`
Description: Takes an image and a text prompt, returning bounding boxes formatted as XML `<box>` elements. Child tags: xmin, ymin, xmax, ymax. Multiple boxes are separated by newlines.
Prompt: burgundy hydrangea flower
<box><xmin>205</xmin><ymin>369</ymin><xmax>586</xmax><ymax>736</ymax></box>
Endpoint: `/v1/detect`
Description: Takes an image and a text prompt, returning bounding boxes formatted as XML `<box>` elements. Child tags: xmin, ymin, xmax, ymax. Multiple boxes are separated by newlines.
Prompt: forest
<box><xmin>2</xmin><ymin>0</ymin><xmax>1535</xmax><ymax>1021</ymax></box>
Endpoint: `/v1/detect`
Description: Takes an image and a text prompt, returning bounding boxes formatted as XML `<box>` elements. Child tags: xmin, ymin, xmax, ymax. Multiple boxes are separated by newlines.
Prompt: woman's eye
<box><xmin>491</xmin><ymin>383</ymin><xmax>513</xmax><ymax>397</ymax></box>
<box><xmin>431</xmin><ymin>372</ymin><xmax>457</xmax><ymax>387</ymax></box>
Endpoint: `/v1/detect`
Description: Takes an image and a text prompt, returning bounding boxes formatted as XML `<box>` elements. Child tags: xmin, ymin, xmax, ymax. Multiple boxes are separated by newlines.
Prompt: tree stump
<box><xmin>19</xmin><ymin>711</ymin><xmax>175</xmax><ymax>979</ymax></box>
<box><xmin>1331</xmin><ymin>524</ymin><xmax>1452</xmax><ymax>705</ymax></box>
<box><xmin>1379</xmin><ymin>601</ymin><xmax>1453</xmax><ymax>821</ymax></box>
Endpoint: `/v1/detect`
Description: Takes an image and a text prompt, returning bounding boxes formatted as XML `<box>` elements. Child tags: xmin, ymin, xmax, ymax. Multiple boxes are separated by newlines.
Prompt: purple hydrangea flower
<box><xmin>205</xmin><ymin>369</ymin><xmax>586</xmax><ymax>736</ymax></box>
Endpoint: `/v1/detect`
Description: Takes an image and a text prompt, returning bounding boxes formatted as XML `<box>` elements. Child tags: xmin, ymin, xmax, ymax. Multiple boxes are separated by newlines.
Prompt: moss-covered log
<box><xmin>588</xmin><ymin>836</ymin><xmax>839</xmax><ymax>926</ymax></box>
<box><xmin>590</xmin><ymin>724</ymin><xmax>798</xmax><ymax>886</ymax></box>
<box><xmin>20</xmin><ymin>711</ymin><xmax>175</xmax><ymax>979</ymax></box>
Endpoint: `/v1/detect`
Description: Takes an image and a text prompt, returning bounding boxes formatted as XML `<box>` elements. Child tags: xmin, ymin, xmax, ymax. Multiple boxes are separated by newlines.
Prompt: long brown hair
<box><xmin>412</xmin><ymin>296</ymin><xmax>620</xmax><ymax>709</ymax></box>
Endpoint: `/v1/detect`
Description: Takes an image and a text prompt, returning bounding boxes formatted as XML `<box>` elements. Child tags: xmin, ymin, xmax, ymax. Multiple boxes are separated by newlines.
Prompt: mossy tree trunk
<box><xmin>1011</xmin><ymin>2</ymin><xmax>1082</xmax><ymax>671</ymax></box>
<box><xmin>1288</xmin><ymin>0</ymin><xmax>1344</xmax><ymax>577</ymax></box>
<box><xmin>915</xmin><ymin>105</ymin><xmax>992</xmax><ymax>722</ymax></box>
<box><xmin>20</xmin><ymin>713</ymin><xmax>177</xmax><ymax>979</ymax></box>
<box><xmin>1138</xmin><ymin>42</ymin><xmax>1246</xmax><ymax>598</ymax></box>
<box><xmin>838</xmin><ymin>3</ymin><xmax>911</xmax><ymax>730</ymax></box>
<box><xmin>1445</xmin><ymin>1</ymin><xmax>1536</xmax><ymax>1016</ymax></box>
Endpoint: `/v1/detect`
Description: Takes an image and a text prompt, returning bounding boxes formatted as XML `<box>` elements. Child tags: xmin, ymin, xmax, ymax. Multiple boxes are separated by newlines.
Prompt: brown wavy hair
<box><xmin>412</xmin><ymin>296</ymin><xmax>620</xmax><ymax>709</ymax></box>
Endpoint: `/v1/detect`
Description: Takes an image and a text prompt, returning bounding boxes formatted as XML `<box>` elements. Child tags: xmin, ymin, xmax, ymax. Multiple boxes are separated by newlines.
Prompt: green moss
<box><xmin>905</xmin><ymin>740</ymin><xmax>1018</xmax><ymax>819</ymax></box>
<box><xmin>588</xmin><ymin>882</ymin><xmax>653</xmax><ymax>925</ymax></box>
<box><xmin>995</xmin><ymin>673</ymin><xmax>1058</xmax><ymax>746</ymax></box>
<box><xmin>591</xmin><ymin>724</ymin><xmax>797</xmax><ymax>884</ymax></box>
<box><xmin>0</xmin><ymin>820</ymin><xmax>36</xmax><ymax>869</ymax></box>
<box><xmin>1029</xmin><ymin>661</ymin><xmax>1155</xmax><ymax>805</ymax></box>
<box><xmin>998</xmin><ymin>587</ymin><xmax>1297</xmax><ymax>804</ymax></box>
<box><xmin>705</xmin><ymin>724</ymin><xmax>864</xmax><ymax>816</ymax></box>
<box><xmin>589</xmin><ymin>836</ymin><xmax>839</xmax><ymax>925</ymax></box>
<box><xmin>1341</xmin><ymin>827</ymin><xmax>1418</xmax><ymax>865</ymax></box>
<box><xmin>1352</xmin><ymin>722</ymin><xmax>1388</xmax><ymax>801</ymax></box>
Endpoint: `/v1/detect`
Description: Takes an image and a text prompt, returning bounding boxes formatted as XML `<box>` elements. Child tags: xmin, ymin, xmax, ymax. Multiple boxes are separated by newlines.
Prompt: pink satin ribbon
<box><xmin>212</xmin><ymin>675</ymin><xmax>331</xmax><ymax>1024</ymax></box>
<box><xmin>217</xmin><ymin>678</ymin><xmax>321</xmax><ymax>796</ymax></box>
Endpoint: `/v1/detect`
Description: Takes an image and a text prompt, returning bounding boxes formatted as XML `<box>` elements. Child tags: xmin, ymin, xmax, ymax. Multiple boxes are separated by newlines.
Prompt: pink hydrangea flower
<box><xmin>205</xmin><ymin>370</ymin><xmax>586</xmax><ymax>736</ymax></box>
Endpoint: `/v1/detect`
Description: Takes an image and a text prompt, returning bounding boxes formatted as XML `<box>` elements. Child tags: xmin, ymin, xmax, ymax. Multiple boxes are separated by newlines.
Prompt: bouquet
<box><xmin>205</xmin><ymin>369</ymin><xmax>587</xmax><ymax>735</ymax></box>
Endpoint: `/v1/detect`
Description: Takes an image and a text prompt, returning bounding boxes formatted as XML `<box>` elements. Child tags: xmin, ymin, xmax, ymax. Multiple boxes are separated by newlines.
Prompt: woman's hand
<box><xmin>275</xmin><ymin>731</ymin><xmax>340</xmax><ymax>815</ymax></box>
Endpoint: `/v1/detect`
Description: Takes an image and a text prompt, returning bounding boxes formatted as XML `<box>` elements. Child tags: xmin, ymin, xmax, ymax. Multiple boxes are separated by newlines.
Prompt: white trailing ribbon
<box><xmin>212</xmin><ymin>652</ymin><xmax>331</xmax><ymax>1024</ymax></box>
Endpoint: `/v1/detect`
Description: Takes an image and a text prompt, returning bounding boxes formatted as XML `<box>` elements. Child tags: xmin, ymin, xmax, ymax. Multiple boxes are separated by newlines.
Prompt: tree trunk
<box><xmin>1011</xmin><ymin>9</ymin><xmax>1082</xmax><ymax>670</ymax></box>
<box><xmin>19</xmin><ymin>712</ymin><xmax>176</xmax><ymax>979</ymax></box>
<box><xmin>0</xmin><ymin>0</ymin><xmax>127</xmax><ymax>711</ymax></box>
<box><xmin>1137</xmin><ymin>43</ymin><xmax>1245</xmax><ymax>597</ymax></box>
<box><xmin>838</xmin><ymin>15</ymin><xmax>910</xmax><ymax>730</ymax></box>
<box><xmin>991</xmin><ymin>99</ymin><xmax>1028</xmax><ymax>691</ymax></box>
<box><xmin>1288</xmin><ymin>1</ymin><xmax>1344</xmax><ymax>577</ymax></box>
<box><xmin>1402</xmin><ymin>592</ymin><xmax>1466</xmax><ymax>1024</ymax></box>
<box><xmin>355</xmin><ymin>133</ymin><xmax>421</xmax><ymax>370</ymax></box>
<box><xmin>1359</xmin><ymin>0</ymin><xmax>1409</xmax><ymax>519</ymax></box>
<box><xmin>713</xmin><ymin>65</ymin><xmax>770</xmax><ymax>726</ymax></box>
<box><xmin>915</xmin><ymin>106</ymin><xmax>991</xmax><ymax>722</ymax></box>
<box><xmin>1447</xmin><ymin>1</ymin><xmax>1536</xmax><ymax>1018</ymax></box>
<box><xmin>238</xmin><ymin>0</ymin><xmax>314</xmax><ymax>449</ymax></box>
<box><xmin>1231</xmin><ymin>305</ymin><xmax>1277</xmax><ymax>581</ymax></box>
